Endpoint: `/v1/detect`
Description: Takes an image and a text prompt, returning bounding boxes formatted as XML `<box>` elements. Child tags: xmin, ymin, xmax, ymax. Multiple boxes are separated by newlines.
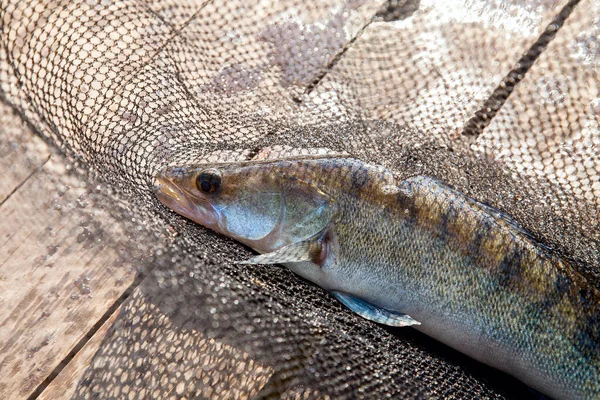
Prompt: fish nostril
<box><xmin>152</xmin><ymin>177</ymin><xmax>164</xmax><ymax>193</ymax></box>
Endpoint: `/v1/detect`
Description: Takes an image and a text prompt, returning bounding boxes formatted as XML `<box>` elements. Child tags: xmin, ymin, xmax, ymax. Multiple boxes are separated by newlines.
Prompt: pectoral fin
<box><xmin>238</xmin><ymin>239</ymin><xmax>322</xmax><ymax>265</ymax></box>
<box><xmin>239</xmin><ymin>224</ymin><xmax>336</xmax><ymax>267</ymax></box>
<box><xmin>333</xmin><ymin>292</ymin><xmax>420</xmax><ymax>327</ymax></box>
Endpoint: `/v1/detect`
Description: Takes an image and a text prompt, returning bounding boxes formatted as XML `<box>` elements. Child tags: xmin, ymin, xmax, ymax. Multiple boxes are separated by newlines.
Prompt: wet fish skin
<box><xmin>155</xmin><ymin>157</ymin><xmax>600</xmax><ymax>400</ymax></box>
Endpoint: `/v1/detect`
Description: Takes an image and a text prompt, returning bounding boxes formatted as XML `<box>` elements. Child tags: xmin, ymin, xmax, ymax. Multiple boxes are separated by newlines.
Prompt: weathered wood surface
<box><xmin>481</xmin><ymin>0</ymin><xmax>600</xmax><ymax>203</ymax></box>
<box><xmin>0</xmin><ymin>101</ymin><xmax>140</xmax><ymax>399</ymax></box>
<box><xmin>310</xmin><ymin>0</ymin><xmax>570</xmax><ymax>138</ymax></box>
<box><xmin>0</xmin><ymin>105</ymin><xmax>50</xmax><ymax>203</ymax></box>
<box><xmin>39</xmin><ymin>277</ymin><xmax>275</xmax><ymax>400</ymax></box>
<box><xmin>0</xmin><ymin>1</ymin><xmax>592</xmax><ymax>399</ymax></box>
<box><xmin>0</xmin><ymin>2</ymin><xmax>389</xmax><ymax>397</ymax></box>
<box><xmin>37</xmin><ymin>310</ymin><xmax>120</xmax><ymax>400</ymax></box>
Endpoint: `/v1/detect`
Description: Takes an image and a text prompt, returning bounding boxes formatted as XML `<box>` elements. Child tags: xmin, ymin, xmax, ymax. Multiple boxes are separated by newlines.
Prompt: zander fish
<box><xmin>155</xmin><ymin>157</ymin><xmax>600</xmax><ymax>399</ymax></box>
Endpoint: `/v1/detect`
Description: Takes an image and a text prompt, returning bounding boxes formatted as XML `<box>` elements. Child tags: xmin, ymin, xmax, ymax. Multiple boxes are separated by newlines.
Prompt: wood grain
<box><xmin>37</xmin><ymin>309</ymin><xmax>121</xmax><ymax>400</ymax></box>
<box><xmin>0</xmin><ymin>104</ymin><xmax>50</xmax><ymax>204</ymax></box>
<box><xmin>39</xmin><ymin>277</ymin><xmax>274</xmax><ymax>400</ymax></box>
<box><xmin>480</xmin><ymin>0</ymin><xmax>600</xmax><ymax>203</ymax></box>
<box><xmin>0</xmin><ymin>1</ymin><xmax>587</xmax><ymax>399</ymax></box>
<box><xmin>0</xmin><ymin>121</ymin><xmax>140</xmax><ymax>399</ymax></box>
<box><xmin>311</xmin><ymin>0</ymin><xmax>570</xmax><ymax>138</ymax></box>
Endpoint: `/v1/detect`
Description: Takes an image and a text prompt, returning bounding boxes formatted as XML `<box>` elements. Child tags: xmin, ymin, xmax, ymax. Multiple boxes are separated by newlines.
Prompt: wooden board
<box><xmin>0</xmin><ymin>106</ymin><xmax>140</xmax><ymax>399</ymax></box>
<box><xmin>38</xmin><ymin>277</ymin><xmax>274</xmax><ymax>400</ymax></box>
<box><xmin>37</xmin><ymin>309</ymin><xmax>121</xmax><ymax>400</ymax></box>
<box><xmin>310</xmin><ymin>0</ymin><xmax>570</xmax><ymax>138</ymax></box>
<box><xmin>479</xmin><ymin>0</ymin><xmax>600</xmax><ymax>203</ymax></box>
<box><xmin>0</xmin><ymin>1</ymin><xmax>587</xmax><ymax>399</ymax></box>
<box><xmin>0</xmin><ymin>104</ymin><xmax>50</xmax><ymax>203</ymax></box>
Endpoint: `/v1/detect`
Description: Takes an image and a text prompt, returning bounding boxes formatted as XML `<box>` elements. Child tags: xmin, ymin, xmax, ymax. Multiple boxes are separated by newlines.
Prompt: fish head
<box><xmin>154</xmin><ymin>162</ymin><xmax>334</xmax><ymax>253</ymax></box>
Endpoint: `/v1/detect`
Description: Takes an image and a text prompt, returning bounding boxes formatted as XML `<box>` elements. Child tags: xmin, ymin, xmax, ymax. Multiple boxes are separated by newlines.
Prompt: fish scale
<box><xmin>155</xmin><ymin>157</ymin><xmax>600</xmax><ymax>399</ymax></box>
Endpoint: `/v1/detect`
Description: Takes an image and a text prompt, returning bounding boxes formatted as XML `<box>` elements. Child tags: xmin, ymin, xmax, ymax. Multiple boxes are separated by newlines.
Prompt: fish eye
<box><xmin>196</xmin><ymin>169</ymin><xmax>221</xmax><ymax>193</ymax></box>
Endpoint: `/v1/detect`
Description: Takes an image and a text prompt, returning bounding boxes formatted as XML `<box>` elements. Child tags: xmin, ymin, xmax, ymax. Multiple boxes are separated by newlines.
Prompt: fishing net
<box><xmin>1</xmin><ymin>0</ymin><xmax>599</xmax><ymax>398</ymax></box>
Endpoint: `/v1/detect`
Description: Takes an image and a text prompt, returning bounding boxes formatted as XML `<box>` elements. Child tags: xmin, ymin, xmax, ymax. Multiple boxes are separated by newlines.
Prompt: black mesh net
<box><xmin>1</xmin><ymin>0</ymin><xmax>599</xmax><ymax>398</ymax></box>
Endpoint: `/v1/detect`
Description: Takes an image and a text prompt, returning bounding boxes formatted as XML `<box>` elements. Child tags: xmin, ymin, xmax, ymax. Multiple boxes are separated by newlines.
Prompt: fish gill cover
<box><xmin>1</xmin><ymin>0</ymin><xmax>599</xmax><ymax>399</ymax></box>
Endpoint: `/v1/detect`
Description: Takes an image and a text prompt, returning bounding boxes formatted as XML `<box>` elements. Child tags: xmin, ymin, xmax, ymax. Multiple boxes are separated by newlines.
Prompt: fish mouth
<box><xmin>154</xmin><ymin>174</ymin><xmax>220</xmax><ymax>228</ymax></box>
<box><xmin>154</xmin><ymin>175</ymin><xmax>186</xmax><ymax>204</ymax></box>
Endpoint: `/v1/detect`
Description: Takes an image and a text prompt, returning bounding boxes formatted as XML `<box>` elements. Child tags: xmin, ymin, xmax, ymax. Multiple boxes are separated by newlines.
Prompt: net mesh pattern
<box><xmin>1</xmin><ymin>0</ymin><xmax>599</xmax><ymax>398</ymax></box>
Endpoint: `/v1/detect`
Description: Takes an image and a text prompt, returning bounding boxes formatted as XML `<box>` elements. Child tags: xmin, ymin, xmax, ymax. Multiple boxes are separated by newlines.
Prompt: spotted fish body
<box><xmin>155</xmin><ymin>157</ymin><xmax>600</xmax><ymax>399</ymax></box>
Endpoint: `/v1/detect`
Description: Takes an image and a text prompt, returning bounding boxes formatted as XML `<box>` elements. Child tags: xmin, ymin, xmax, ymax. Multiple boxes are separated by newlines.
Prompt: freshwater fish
<box><xmin>154</xmin><ymin>157</ymin><xmax>600</xmax><ymax>399</ymax></box>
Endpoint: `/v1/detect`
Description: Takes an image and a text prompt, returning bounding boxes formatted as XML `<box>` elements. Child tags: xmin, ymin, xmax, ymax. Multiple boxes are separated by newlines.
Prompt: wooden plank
<box><xmin>37</xmin><ymin>309</ymin><xmax>121</xmax><ymax>400</ymax></box>
<box><xmin>39</xmin><ymin>277</ymin><xmax>274</xmax><ymax>400</ymax></box>
<box><xmin>0</xmin><ymin>130</ymin><xmax>141</xmax><ymax>399</ymax></box>
<box><xmin>310</xmin><ymin>1</ymin><xmax>570</xmax><ymax>137</ymax></box>
<box><xmin>0</xmin><ymin>103</ymin><xmax>50</xmax><ymax>203</ymax></box>
<box><xmin>478</xmin><ymin>0</ymin><xmax>600</xmax><ymax>203</ymax></box>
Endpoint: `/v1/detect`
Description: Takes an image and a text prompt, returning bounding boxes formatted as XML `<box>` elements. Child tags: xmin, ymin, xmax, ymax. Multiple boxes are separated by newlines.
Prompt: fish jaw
<box><xmin>154</xmin><ymin>173</ymin><xmax>221</xmax><ymax>231</ymax></box>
